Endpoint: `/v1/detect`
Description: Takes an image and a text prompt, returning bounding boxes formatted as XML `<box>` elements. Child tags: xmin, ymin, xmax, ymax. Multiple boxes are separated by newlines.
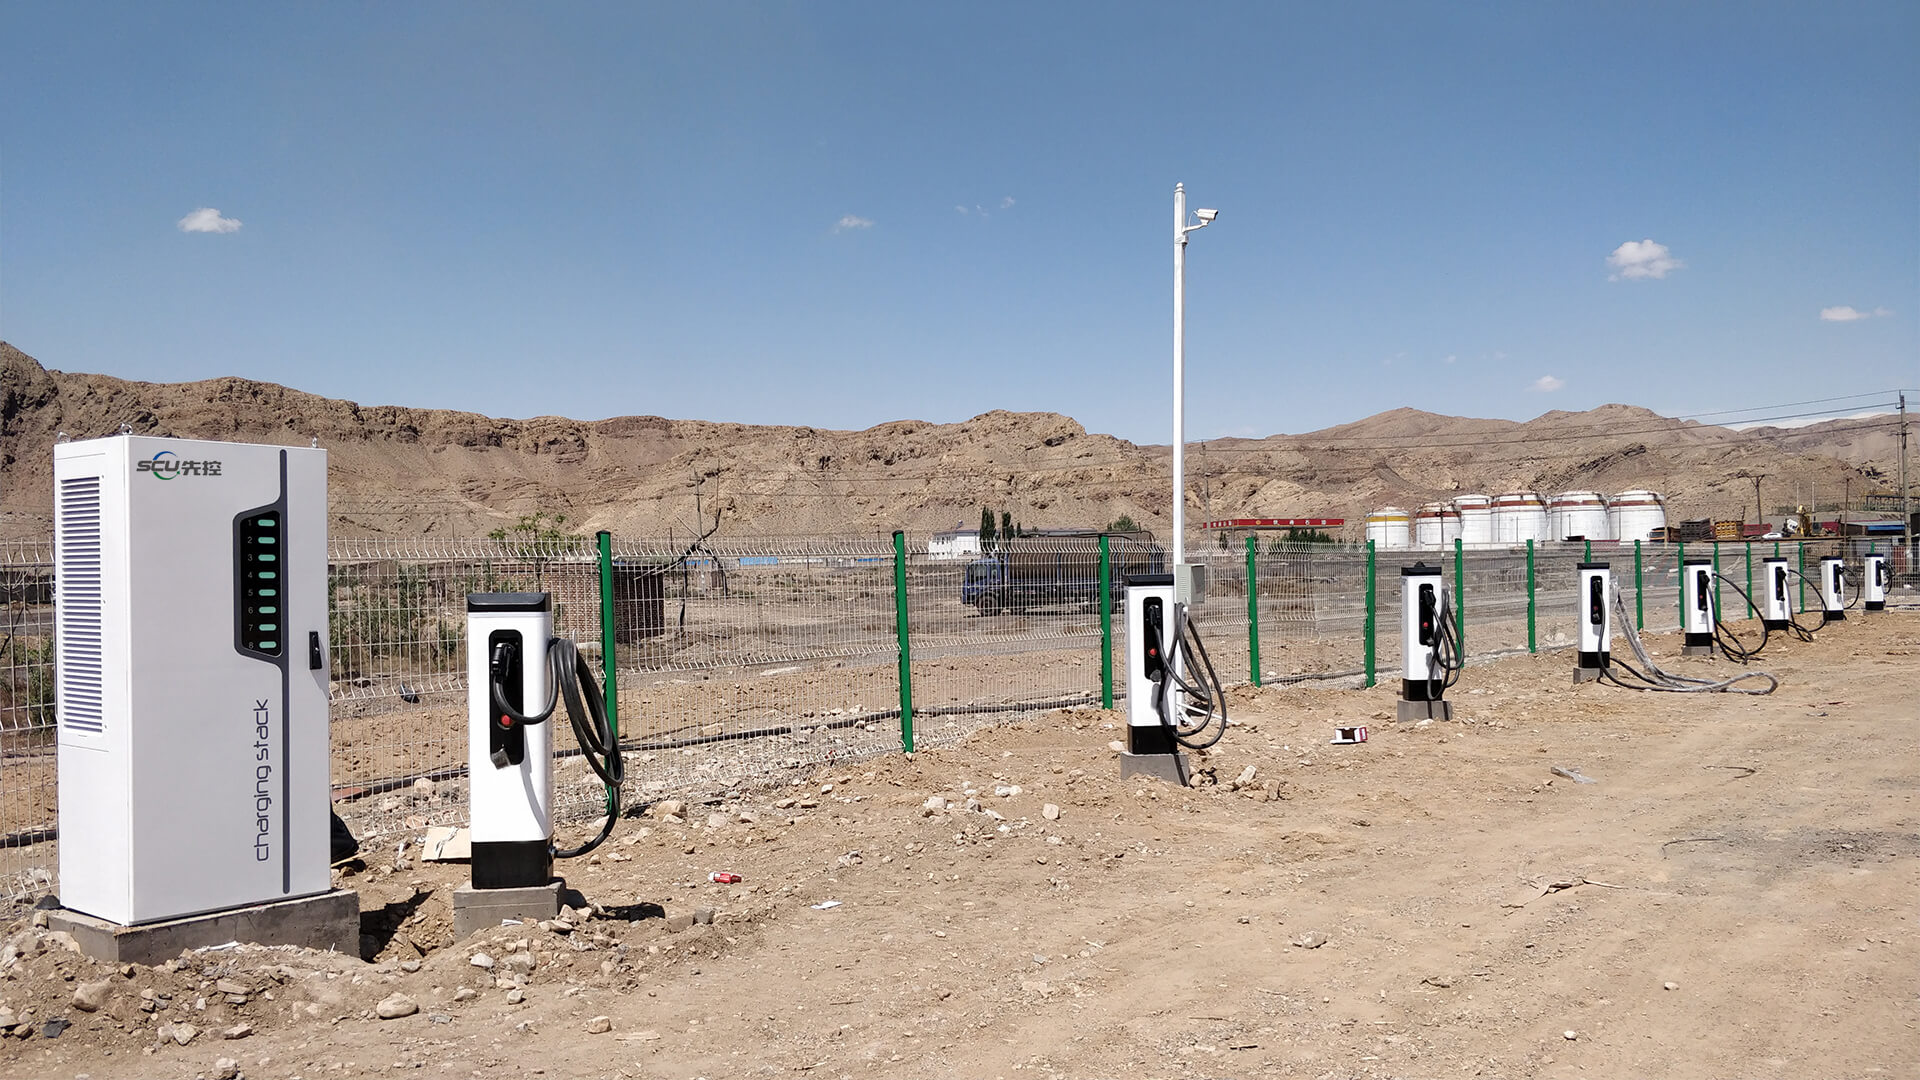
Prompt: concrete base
<box><xmin>453</xmin><ymin>879</ymin><xmax>563</xmax><ymax>940</ymax></box>
<box><xmin>1119</xmin><ymin>751</ymin><xmax>1190</xmax><ymax>787</ymax></box>
<box><xmin>1573</xmin><ymin>666</ymin><xmax>1603</xmax><ymax>684</ymax></box>
<box><xmin>1865</xmin><ymin>601</ymin><xmax>1885</xmax><ymax>612</ymax></box>
<box><xmin>48</xmin><ymin>889</ymin><xmax>359</xmax><ymax>967</ymax></box>
<box><xmin>1681</xmin><ymin>644</ymin><xmax>1714</xmax><ymax>657</ymax></box>
<box><xmin>1397</xmin><ymin>699</ymin><xmax>1452</xmax><ymax>723</ymax></box>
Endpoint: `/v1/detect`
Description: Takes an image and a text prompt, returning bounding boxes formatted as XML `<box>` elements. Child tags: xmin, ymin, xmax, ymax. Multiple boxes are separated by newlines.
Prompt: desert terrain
<box><xmin>0</xmin><ymin>341</ymin><xmax>1903</xmax><ymax>542</ymax></box>
<box><xmin>0</xmin><ymin>611</ymin><xmax>1914</xmax><ymax>1079</ymax></box>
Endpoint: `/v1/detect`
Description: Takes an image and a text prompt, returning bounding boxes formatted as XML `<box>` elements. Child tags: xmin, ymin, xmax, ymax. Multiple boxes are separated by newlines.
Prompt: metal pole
<box><xmin>1902</xmin><ymin>392</ymin><xmax>1911</xmax><ymax>573</ymax></box>
<box><xmin>1798</xmin><ymin>541</ymin><xmax>1807</xmax><ymax>613</ymax></box>
<box><xmin>595</xmin><ymin>531</ymin><xmax>620</xmax><ymax>753</ymax></box>
<box><xmin>1453</xmin><ymin>537</ymin><xmax>1465</xmax><ymax>657</ymax></box>
<box><xmin>1712</xmin><ymin>542</ymin><xmax>1723</xmax><ymax>623</ymax></box>
<box><xmin>1526</xmin><ymin>538</ymin><xmax>1536</xmax><ymax>652</ymax></box>
<box><xmin>891</xmin><ymin>531</ymin><xmax>914</xmax><ymax>752</ymax></box>
<box><xmin>1677</xmin><ymin>540</ymin><xmax>1686</xmax><ymax>628</ymax></box>
<box><xmin>1099</xmin><ymin>535</ymin><xmax>1114</xmax><ymax>709</ymax></box>
<box><xmin>1633</xmin><ymin>539</ymin><xmax>1644</xmax><ymax>630</ymax></box>
<box><xmin>1363</xmin><ymin>540</ymin><xmax>1377</xmax><ymax>687</ymax></box>
<box><xmin>1745</xmin><ymin>540</ymin><xmax>1755</xmax><ymax>618</ymax></box>
<box><xmin>1172</xmin><ymin>183</ymin><xmax>1187</xmax><ymax>568</ymax></box>
<box><xmin>1245</xmin><ymin>535</ymin><xmax>1261</xmax><ymax>687</ymax></box>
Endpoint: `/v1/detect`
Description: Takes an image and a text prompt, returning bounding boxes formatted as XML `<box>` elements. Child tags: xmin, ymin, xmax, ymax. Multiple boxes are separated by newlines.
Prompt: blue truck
<box><xmin>961</xmin><ymin>535</ymin><xmax>1163</xmax><ymax>616</ymax></box>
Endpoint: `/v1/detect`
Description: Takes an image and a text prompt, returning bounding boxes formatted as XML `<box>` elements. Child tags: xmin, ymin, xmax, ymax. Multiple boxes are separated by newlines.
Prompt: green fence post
<box><xmin>1245</xmin><ymin>535</ymin><xmax>1261</xmax><ymax>687</ymax></box>
<box><xmin>1745</xmin><ymin>540</ymin><xmax>1755</xmax><ymax>618</ymax></box>
<box><xmin>1584</xmin><ymin>539</ymin><xmax>1592</xmax><ymax>564</ymax></box>
<box><xmin>1712</xmin><ymin>542</ymin><xmax>1724</xmax><ymax>623</ymax></box>
<box><xmin>1633</xmin><ymin>539</ymin><xmax>1644</xmax><ymax>630</ymax></box>
<box><xmin>1453</xmin><ymin>537</ymin><xmax>1465</xmax><ymax>657</ymax></box>
<box><xmin>595</xmin><ymin>530</ymin><xmax>620</xmax><ymax>754</ymax></box>
<box><xmin>1677</xmin><ymin>540</ymin><xmax>1686</xmax><ymax>628</ymax></box>
<box><xmin>1363</xmin><ymin>541</ymin><xmax>1377</xmax><ymax>687</ymax></box>
<box><xmin>1526</xmin><ymin>539</ymin><xmax>1536</xmax><ymax>652</ymax></box>
<box><xmin>1099</xmin><ymin>535</ymin><xmax>1114</xmax><ymax>708</ymax></box>
<box><xmin>892</xmin><ymin>530</ymin><xmax>914</xmax><ymax>752</ymax></box>
<box><xmin>1797</xmin><ymin>542</ymin><xmax>1807</xmax><ymax>613</ymax></box>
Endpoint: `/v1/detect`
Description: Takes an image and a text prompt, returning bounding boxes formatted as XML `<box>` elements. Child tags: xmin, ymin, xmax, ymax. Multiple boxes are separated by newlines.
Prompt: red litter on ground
<box><xmin>1330</xmin><ymin>726</ymin><xmax>1367</xmax><ymax>745</ymax></box>
<box><xmin>709</xmin><ymin>872</ymin><xmax>743</xmax><ymax>884</ymax></box>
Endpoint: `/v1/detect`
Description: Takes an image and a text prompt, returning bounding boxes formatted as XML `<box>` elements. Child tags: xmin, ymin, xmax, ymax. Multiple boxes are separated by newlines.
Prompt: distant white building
<box><xmin>928</xmin><ymin>527</ymin><xmax>983</xmax><ymax>561</ymax></box>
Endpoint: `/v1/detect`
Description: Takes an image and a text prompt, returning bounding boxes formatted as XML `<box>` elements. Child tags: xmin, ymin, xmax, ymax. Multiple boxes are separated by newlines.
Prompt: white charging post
<box><xmin>1761</xmin><ymin>557</ymin><xmax>1792</xmax><ymax>630</ymax></box>
<box><xmin>466</xmin><ymin>593</ymin><xmax>556</xmax><ymax>888</ymax></box>
<box><xmin>1818</xmin><ymin>556</ymin><xmax>1847</xmax><ymax>621</ymax></box>
<box><xmin>1681</xmin><ymin>558</ymin><xmax>1714</xmax><ymax>657</ymax></box>
<box><xmin>1398</xmin><ymin>563</ymin><xmax>1453</xmax><ymax>721</ymax></box>
<box><xmin>1575</xmin><ymin>562</ymin><xmax>1612</xmax><ymax>683</ymax></box>
<box><xmin>1863</xmin><ymin>552</ymin><xmax>1888</xmax><ymax>611</ymax></box>
<box><xmin>1121</xmin><ymin>572</ymin><xmax>1188</xmax><ymax>785</ymax></box>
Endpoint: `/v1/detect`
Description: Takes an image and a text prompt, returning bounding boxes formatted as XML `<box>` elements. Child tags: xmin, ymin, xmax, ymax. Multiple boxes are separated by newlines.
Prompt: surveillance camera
<box><xmin>1195</xmin><ymin>208</ymin><xmax>1218</xmax><ymax>222</ymax></box>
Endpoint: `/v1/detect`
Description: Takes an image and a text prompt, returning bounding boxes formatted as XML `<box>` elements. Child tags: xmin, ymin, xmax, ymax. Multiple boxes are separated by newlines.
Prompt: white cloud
<box><xmin>1606</xmin><ymin>238</ymin><xmax>1682</xmax><ymax>281</ymax></box>
<box><xmin>955</xmin><ymin>205</ymin><xmax>969</xmax><ymax>215</ymax></box>
<box><xmin>833</xmin><ymin>215</ymin><xmax>874</xmax><ymax>233</ymax></box>
<box><xmin>1443</xmin><ymin>354</ymin><xmax>1457</xmax><ymax>365</ymax></box>
<box><xmin>1819</xmin><ymin>305</ymin><xmax>1892</xmax><ymax>322</ymax></box>
<box><xmin>177</xmin><ymin>207</ymin><xmax>242</xmax><ymax>234</ymax></box>
<box><xmin>1000</xmin><ymin>196</ymin><xmax>1015</xmax><ymax>209</ymax></box>
<box><xmin>1530</xmin><ymin>375</ymin><xmax>1565</xmax><ymax>392</ymax></box>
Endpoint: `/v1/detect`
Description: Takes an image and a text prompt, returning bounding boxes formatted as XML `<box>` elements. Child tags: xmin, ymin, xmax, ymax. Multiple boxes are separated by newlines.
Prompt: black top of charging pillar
<box><xmin>467</xmin><ymin>592</ymin><xmax>552</xmax><ymax>613</ymax></box>
<box><xmin>1126</xmin><ymin>573</ymin><xmax>1173</xmax><ymax>586</ymax></box>
<box><xmin>1400</xmin><ymin>563</ymin><xmax>1440</xmax><ymax>577</ymax></box>
<box><xmin>1682</xmin><ymin>558</ymin><xmax>1712</xmax><ymax>567</ymax></box>
<box><xmin>1577</xmin><ymin>562</ymin><xmax>1610</xmax><ymax>571</ymax></box>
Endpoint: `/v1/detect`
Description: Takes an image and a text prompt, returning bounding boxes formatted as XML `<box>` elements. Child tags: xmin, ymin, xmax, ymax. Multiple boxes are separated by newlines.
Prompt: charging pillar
<box><xmin>1575</xmin><ymin>562</ymin><xmax>1612</xmax><ymax>683</ymax></box>
<box><xmin>1121</xmin><ymin>573</ymin><xmax>1189</xmax><ymax>785</ymax></box>
<box><xmin>1761</xmin><ymin>557</ymin><xmax>1792</xmax><ymax>630</ymax></box>
<box><xmin>1863</xmin><ymin>553</ymin><xmax>1888</xmax><ymax>611</ymax></box>
<box><xmin>1681</xmin><ymin>558</ymin><xmax>1714</xmax><ymax>657</ymax></box>
<box><xmin>1818</xmin><ymin>556</ymin><xmax>1846</xmax><ymax>620</ymax></box>
<box><xmin>456</xmin><ymin>592</ymin><xmax>562</xmax><ymax>938</ymax></box>
<box><xmin>1397</xmin><ymin>563</ymin><xmax>1452</xmax><ymax>721</ymax></box>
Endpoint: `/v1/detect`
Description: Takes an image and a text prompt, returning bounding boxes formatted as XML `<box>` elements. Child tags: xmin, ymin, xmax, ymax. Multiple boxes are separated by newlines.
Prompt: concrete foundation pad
<box><xmin>1681</xmin><ymin>644</ymin><xmax>1714</xmax><ymax>657</ymax></box>
<box><xmin>1573</xmin><ymin>667</ymin><xmax>1602</xmax><ymax>684</ymax></box>
<box><xmin>453</xmin><ymin>880</ymin><xmax>563</xmax><ymax>940</ymax></box>
<box><xmin>1397</xmin><ymin>699</ymin><xmax>1452</xmax><ymax>723</ymax></box>
<box><xmin>49</xmin><ymin>890</ymin><xmax>359</xmax><ymax>966</ymax></box>
<box><xmin>1119</xmin><ymin>751</ymin><xmax>1190</xmax><ymax>787</ymax></box>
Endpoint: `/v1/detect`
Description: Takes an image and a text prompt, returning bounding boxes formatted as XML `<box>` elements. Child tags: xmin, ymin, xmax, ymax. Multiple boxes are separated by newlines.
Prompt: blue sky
<box><xmin>1</xmin><ymin>2</ymin><xmax>1914</xmax><ymax>444</ymax></box>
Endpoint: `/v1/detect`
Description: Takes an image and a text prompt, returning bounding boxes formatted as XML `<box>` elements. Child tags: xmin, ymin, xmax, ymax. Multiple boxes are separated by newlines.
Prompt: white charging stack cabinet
<box><xmin>54</xmin><ymin>436</ymin><xmax>331</xmax><ymax>925</ymax></box>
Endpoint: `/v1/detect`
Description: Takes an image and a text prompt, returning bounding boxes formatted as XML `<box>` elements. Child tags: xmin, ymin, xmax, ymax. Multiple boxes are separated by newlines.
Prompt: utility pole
<box><xmin>1901</xmin><ymin>392</ymin><xmax>1911</xmax><ymax>568</ymax></box>
<box><xmin>1751</xmin><ymin>474</ymin><xmax>1764</xmax><ymax>526</ymax></box>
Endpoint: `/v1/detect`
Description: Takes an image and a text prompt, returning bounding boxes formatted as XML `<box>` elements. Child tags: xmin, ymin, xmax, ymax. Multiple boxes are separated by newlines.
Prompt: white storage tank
<box><xmin>1550</xmin><ymin>491</ymin><xmax>1611</xmax><ymax>541</ymax></box>
<box><xmin>1491</xmin><ymin>491</ymin><xmax>1549</xmax><ymax>544</ymax></box>
<box><xmin>1413</xmin><ymin>503</ymin><xmax>1461</xmax><ymax>548</ymax></box>
<box><xmin>1453</xmin><ymin>494</ymin><xmax>1493</xmax><ymax>546</ymax></box>
<box><xmin>1365</xmin><ymin>507</ymin><xmax>1412</xmax><ymax>550</ymax></box>
<box><xmin>1607</xmin><ymin>490</ymin><xmax>1667</xmax><ymax>543</ymax></box>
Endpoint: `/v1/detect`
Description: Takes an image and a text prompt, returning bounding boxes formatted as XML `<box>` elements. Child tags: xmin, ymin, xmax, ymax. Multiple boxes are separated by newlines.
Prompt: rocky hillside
<box><xmin>0</xmin><ymin>342</ymin><xmax>1901</xmax><ymax>541</ymax></box>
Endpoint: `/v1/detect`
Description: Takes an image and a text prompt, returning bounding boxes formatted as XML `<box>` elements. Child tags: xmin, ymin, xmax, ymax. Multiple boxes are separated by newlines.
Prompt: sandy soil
<box><xmin>1</xmin><ymin>611</ymin><xmax>1915</xmax><ymax>1079</ymax></box>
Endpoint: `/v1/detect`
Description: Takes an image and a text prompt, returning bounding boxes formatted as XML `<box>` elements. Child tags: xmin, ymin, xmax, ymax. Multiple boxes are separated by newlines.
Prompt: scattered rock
<box><xmin>213</xmin><ymin>1056</ymin><xmax>240</xmax><ymax>1080</ymax></box>
<box><xmin>665</xmin><ymin>914</ymin><xmax>696</xmax><ymax>933</ymax></box>
<box><xmin>586</xmin><ymin>1015</ymin><xmax>613</xmax><ymax>1034</ymax></box>
<box><xmin>1042</xmin><ymin>804</ymin><xmax>1061</xmax><ymax>821</ymax></box>
<box><xmin>376</xmin><ymin>993</ymin><xmax>419</xmax><ymax>1019</ymax></box>
<box><xmin>504</xmin><ymin>951</ymin><xmax>536</xmax><ymax>975</ymax></box>
<box><xmin>923</xmin><ymin>796</ymin><xmax>948</xmax><ymax>813</ymax></box>
<box><xmin>469</xmin><ymin>952</ymin><xmax>496</xmax><ymax>970</ymax></box>
<box><xmin>1563</xmin><ymin>1030</ymin><xmax>1578</xmax><ymax>1040</ymax></box>
<box><xmin>1292</xmin><ymin>932</ymin><xmax>1330</xmax><ymax>949</ymax></box>
<box><xmin>652</xmin><ymin>799</ymin><xmax>687</xmax><ymax>819</ymax></box>
<box><xmin>215</xmin><ymin>978</ymin><xmax>250</xmax><ymax>996</ymax></box>
<box><xmin>1422</xmin><ymin>974</ymin><xmax>1454</xmax><ymax>988</ymax></box>
<box><xmin>1231</xmin><ymin>765</ymin><xmax>1258</xmax><ymax>789</ymax></box>
<box><xmin>452</xmin><ymin>988</ymin><xmax>479</xmax><ymax>1002</ymax></box>
<box><xmin>693</xmin><ymin>907</ymin><xmax>715</xmax><ymax>926</ymax></box>
<box><xmin>223</xmin><ymin>1023</ymin><xmax>253</xmax><ymax>1040</ymax></box>
<box><xmin>1664</xmin><ymin>981</ymin><xmax>1679</xmax><ymax>991</ymax></box>
<box><xmin>71</xmin><ymin>979</ymin><xmax>113</xmax><ymax>1012</ymax></box>
<box><xmin>160</xmin><ymin>1021</ymin><xmax>199</xmax><ymax>1045</ymax></box>
<box><xmin>705</xmin><ymin>812</ymin><xmax>730</xmax><ymax>829</ymax></box>
<box><xmin>506</xmin><ymin>989</ymin><xmax>525</xmax><ymax>1005</ymax></box>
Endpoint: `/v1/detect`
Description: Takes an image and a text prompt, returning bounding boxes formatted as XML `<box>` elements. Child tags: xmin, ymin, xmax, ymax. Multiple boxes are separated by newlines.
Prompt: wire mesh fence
<box><xmin>0</xmin><ymin>531</ymin><xmax>1890</xmax><ymax>902</ymax></box>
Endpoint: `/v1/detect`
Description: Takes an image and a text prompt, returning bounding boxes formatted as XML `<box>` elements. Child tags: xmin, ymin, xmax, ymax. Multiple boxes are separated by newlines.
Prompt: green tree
<box><xmin>979</xmin><ymin>507</ymin><xmax>996</xmax><ymax>550</ymax></box>
<box><xmin>1106</xmin><ymin>514</ymin><xmax>1140</xmax><ymax>534</ymax></box>
<box><xmin>1000</xmin><ymin>511</ymin><xmax>1014</xmax><ymax>547</ymax></box>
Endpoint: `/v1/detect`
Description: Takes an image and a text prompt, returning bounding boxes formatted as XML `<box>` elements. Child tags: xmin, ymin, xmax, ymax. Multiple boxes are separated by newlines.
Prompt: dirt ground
<box><xmin>1</xmin><ymin>611</ymin><xmax>1915</xmax><ymax>1080</ymax></box>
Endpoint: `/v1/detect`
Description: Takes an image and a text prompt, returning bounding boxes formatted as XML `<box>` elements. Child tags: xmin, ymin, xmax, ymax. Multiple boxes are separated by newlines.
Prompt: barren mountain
<box><xmin>0</xmin><ymin>342</ymin><xmax>1902</xmax><ymax>541</ymax></box>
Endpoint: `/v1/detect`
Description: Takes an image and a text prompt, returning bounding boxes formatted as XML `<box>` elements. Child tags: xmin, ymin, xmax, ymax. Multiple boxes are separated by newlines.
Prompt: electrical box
<box><xmin>1575</xmin><ymin>562</ymin><xmax>1612</xmax><ymax>681</ymax></box>
<box><xmin>54</xmin><ymin>436</ymin><xmax>331</xmax><ymax>925</ymax></box>
<box><xmin>1760</xmin><ymin>557</ymin><xmax>1792</xmax><ymax>629</ymax></box>
<box><xmin>1123</xmin><ymin>574</ymin><xmax>1177</xmax><ymax>736</ymax></box>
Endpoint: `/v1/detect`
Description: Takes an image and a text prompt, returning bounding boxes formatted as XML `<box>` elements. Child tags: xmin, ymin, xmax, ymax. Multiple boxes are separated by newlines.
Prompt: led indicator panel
<box><xmin>237</xmin><ymin>509</ymin><xmax>285</xmax><ymax>656</ymax></box>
